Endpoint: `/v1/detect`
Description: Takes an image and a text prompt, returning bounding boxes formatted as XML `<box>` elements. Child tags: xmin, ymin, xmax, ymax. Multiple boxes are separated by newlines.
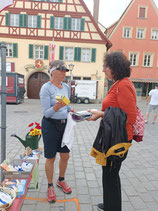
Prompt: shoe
<box><xmin>151</xmin><ymin>121</ymin><xmax>155</xmax><ymax>124</ymax></box>
<box><xmin>47</xmin><ymin>186</ymin><xmax>56</xmax><ymax>203</ymax></box>
<box><xmin>56</xmin><ymin>179</ymin><xmax>72</xmax><ymax>194</ymax></box>
<box><xmin>145</xmin><ymin>120</ymin><xmax>148</xmax><ymax>124</ymax></box>
<box><xmin>97</xmin><ymin>203</ymin><xmax>104</xmax><ymax>211</ymax></box>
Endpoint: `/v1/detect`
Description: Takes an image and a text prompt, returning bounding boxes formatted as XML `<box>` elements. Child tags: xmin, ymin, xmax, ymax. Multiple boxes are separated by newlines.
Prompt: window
<box><xmin>151</xmin><ymin>30</ymin><xmax>158</xmax><ymax>40</ymax></box>
<box><xmin>6</xmin><ymin>44</ymin><xmax>13</xmax><ymax>57</ymax></box>
<box><xmin>83</xmin><ymin>77</ymin><xmax>91</xmax><ymax>80</ymax></box>
<box><xmin>59</xmin><ymin>46</ymin><xmax>96</xmax><ymax>62</ymax></box>
<box><xmin>130</xmin><ymin>53</ymin><xmax>138</xmax><ymax>66</ymax></box>
<box><xmin>28</xmin><ymin>15</ymin><xmax>37</xmax><ymax>28</ymax></box>
<box><xmin>81</xmin><ymin>48</ymin><xmax>91</xmax><ymax>62</ymax></box>
<box><xmin>65</xmin><ymin>47</ymin><xmax>73</xmax><ymax>61</ymax></box>
<box><xmin>73</xmin><ymin>76</ymin><xmax>81</xmax><ymax>80</ymax></box>
<box><xmin>139</xmin><ymin>7</ymin><xmax>146</xmax><ymax>18</ymax></box>
<box><xmin>71</xmin><ymin>18</ymin><xmax>80</xmax><ymax>31</ymax></box>
<box><xmin>35</xmin><ymin>45</ymin><xmax>44</xmax><ymax>59</ymax></box>
<box><xmin>10</xmin><ymin>14</ymin><xmax>19</xmax><ymax>27</ymax></box>
<box><xmin>123</xmin><ymin>27</ymin><xmax>131</xmax><ymax>38</ymax></box>
<box><xmin>137</xmin><ymin>29</ymin><xmax>145</xmax><ymax>39</ymax></box>
<box><xmin>55</xmin><ymin>17</ymin><xmax>63</xmax><ymax>30</ymax></box>
<box><xmin>143</xmin><ymin>54</ymin><xmax>153</xmax><ymax>67</ymax></box>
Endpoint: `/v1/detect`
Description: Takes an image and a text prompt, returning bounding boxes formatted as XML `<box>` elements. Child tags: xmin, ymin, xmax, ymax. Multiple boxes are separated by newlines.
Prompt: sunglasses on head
<box><xmin>56</xmin><ymin>67</ymin><xmax>67</xmax><ymax>71</ymax></box>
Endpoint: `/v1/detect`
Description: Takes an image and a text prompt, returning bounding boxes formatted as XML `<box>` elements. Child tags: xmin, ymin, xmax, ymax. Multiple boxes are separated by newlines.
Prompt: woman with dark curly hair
<box><xmin>88</xmin><ymin>51</ymin><xmax>137</xmax><ymax>211</ymax></box>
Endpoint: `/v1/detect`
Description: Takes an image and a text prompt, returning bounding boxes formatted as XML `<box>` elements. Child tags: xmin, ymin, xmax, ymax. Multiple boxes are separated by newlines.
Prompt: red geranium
<box><xmin>35</xmin><ymin>122</ymin><xmax>40</xmax><ymax>126</ymax></box>
<box><xmin>28</xmin><ymin>123</ymin><xmax>34</xmax><ymax>127</ymax></box>
<box><xmin>35</xmin><ymin>125</ymin><xmax>42</xmax><ymax>130</ymax></box>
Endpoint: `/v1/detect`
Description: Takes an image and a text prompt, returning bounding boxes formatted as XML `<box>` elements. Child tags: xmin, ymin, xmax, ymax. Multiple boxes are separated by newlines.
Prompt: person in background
<box><xmin>88</xmin><ymin>52</ymin><xmax>137</xmax><ymax>211</ymax></box>
<box><xmin>145</xmin><ymin>84</ymin><xmax>158</xmax><ymax>124</ymax></box>
<box><xmin>40</xmin><ymin>60</ymin><xmax>72</xmax><ymax>203</ymax></box>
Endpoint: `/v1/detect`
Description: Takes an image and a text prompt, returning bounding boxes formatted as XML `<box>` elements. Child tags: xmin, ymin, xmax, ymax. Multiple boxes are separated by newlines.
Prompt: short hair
<box><xmin>103</xmin><ymin>51</ymin><xmax>131</xmax><ymax>81</ymax></box>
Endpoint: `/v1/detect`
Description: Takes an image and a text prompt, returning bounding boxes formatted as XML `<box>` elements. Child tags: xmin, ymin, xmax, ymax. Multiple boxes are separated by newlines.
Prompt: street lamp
<box><xmin>68</xmin><ymin>63</ymin><xmax>74</xmax><ymax>99</ymax></box>
<box><xmin>68</xmin><ymin>63</ymin><xmax>74</xmax><ymax>85</ymax></box>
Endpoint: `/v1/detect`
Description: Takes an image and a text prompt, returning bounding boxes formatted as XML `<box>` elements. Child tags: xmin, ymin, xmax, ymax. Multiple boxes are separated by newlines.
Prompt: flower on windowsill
<box><xmin>28</xmin><ymin>122</ymin><xmax>41</xmax><ymax>136</ymax></box>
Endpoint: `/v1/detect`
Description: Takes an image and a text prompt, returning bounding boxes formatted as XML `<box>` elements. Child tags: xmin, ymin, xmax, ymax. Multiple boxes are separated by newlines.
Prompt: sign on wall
<box><xmin>0</xmin><ymin>62</ymin><xmax>14</xmax><ymax>72</ymax></box>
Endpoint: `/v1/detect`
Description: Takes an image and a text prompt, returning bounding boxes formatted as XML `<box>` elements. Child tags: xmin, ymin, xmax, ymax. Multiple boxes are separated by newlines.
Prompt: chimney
<box><xmin>93</xmin><ymin>0</ymin><xmax>100</xmax><ymax>24</ymax></box>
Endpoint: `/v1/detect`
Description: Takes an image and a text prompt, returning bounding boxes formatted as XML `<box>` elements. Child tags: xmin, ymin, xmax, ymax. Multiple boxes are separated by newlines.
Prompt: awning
<box><xmin>130</xmin><ymin>78</ymin><xmax>158</xmax><ymax>83</ymax></box>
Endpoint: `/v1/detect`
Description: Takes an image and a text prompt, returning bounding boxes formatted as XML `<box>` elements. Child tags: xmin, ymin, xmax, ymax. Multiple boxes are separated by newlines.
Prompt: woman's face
<box><xmin>52</xmin><ymin>70</ymin><xmax>67</xmax><ymax>81</ymax></box>
<box><xmin>103</xmin><ymin>65</ymin><xmax>113</xmax><ymax>80</ymax></box>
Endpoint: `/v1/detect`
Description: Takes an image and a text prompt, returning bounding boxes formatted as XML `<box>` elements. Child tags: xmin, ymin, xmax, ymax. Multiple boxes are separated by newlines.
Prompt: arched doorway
<box><xmin>27</xmin><ymin>72</ymin><xmax>49</xmax><ymax>99</ymax></box>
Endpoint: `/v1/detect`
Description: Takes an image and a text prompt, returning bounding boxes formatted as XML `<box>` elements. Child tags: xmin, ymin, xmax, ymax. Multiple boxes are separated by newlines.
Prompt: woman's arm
<box><xmin>40</xmin><ymin>85</ymin><xmax>65</xmax><ymax>118</ymax></box>
<box><xmin>87</xmin><ymin>109</ymin><xmax>104</xmax><ymax>121</ymax></box>
<box><xmin>117</xmin><ymin>84</ymin><xmax>137</xmax><ymax>125</ymax></box>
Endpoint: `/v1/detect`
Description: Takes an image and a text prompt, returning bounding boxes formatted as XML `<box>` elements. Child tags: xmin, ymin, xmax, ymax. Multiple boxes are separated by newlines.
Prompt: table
<box><xmin>8</xmin><ymin>160</ymin><xmax>39</xmax><ymax>211</ymax></box>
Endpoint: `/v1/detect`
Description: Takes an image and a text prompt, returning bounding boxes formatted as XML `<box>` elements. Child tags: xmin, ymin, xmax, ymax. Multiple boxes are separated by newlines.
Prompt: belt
<box><xmin>43</xmin><ymin>116</ymin><xmax>67</xmax><ymax>124</ymax></box>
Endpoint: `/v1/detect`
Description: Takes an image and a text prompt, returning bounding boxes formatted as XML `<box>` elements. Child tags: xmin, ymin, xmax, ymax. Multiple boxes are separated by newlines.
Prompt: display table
<box><xmin>7</xmin><ymin>159</ymin><xmax>39</xmax><ymax>211</ymax></box>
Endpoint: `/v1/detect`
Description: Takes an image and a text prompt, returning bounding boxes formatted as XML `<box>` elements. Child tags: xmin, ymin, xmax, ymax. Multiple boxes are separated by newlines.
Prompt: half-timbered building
<box><xmin>0</xmin><ymin>0</ymin><xmax>111</xmax><ymax>99</ymax></box>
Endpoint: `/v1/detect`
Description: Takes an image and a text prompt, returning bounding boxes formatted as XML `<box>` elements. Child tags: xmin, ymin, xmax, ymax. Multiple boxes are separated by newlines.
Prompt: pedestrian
<box><xmin>88</xmin><ymin>51</ymin><xmax>137</xmax><ymax>211</ymax></box>
<box><xmin>145</xmin><ymin>84</ymin><xmax>158</xmax><ymax>124</ymax></box>
<box><xmin>40</xmin><ymin>60</ymin><xmax>72</xmax><ymax>203</ymax></box>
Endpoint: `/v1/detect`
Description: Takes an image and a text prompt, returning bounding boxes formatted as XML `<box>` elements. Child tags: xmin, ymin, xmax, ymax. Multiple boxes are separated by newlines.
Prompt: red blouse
<box><xmin>102</xmin><ymin>78</ymin><xmax>137</xmax><ymax>140</ymax></box>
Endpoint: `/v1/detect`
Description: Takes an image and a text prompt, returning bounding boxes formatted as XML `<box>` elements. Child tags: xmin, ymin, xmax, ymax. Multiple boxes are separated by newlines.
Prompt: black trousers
<box><xmin>102</xmin><ymin>160</ymin><xmax>122</xmax><ymax>211</ymax></box>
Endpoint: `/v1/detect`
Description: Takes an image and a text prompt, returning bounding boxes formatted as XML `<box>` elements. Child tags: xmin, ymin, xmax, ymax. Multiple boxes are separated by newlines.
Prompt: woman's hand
<box><xmin>53</xmin><ymin>101</ymin><xmax>66</xmax><ymax>112</ymax></box>
<box><xmin>70</xmin><ymin>108</ymin><xmax>75</xmax><ymax>112</ymax></box>
<box><xmin>87</xmin><ymin>109</ymin><xmax>104</xmax><ymax>121</ymax></box>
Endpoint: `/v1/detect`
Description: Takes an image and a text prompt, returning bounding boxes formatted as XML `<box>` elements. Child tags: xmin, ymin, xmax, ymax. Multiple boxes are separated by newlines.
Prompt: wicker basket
<box><xmin>0</xmin><ymin>187</ymin><xmax>16</xmax><ymax>211</ymax></box>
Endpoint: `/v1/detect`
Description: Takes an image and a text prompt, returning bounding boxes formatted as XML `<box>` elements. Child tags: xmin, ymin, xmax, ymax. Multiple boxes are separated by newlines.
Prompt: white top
<box><xmin>149</xmin><ymin>89</ymin><xmax>158</xmax><ymax>105</ymax></box>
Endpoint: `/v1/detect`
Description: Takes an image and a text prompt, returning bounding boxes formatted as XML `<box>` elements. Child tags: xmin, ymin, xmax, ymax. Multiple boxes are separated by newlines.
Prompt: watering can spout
<box><xmin>11</xmin><ymin>133</ymin><xmax>27</xmax><ymax>148</ymax></box>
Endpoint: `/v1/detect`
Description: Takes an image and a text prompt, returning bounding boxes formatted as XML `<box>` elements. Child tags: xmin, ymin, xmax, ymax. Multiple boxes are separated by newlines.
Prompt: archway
<box><xmin>27</xmin><ymin>72</ymin><xmax>49</xmax><ymax>99</ymax></box>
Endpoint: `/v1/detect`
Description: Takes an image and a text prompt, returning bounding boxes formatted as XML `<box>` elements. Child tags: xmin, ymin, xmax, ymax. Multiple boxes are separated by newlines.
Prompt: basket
<box><xmin>3</xmin><ymin>159</ymin><xmax>36</xmax><ymax>179</ymax></box>
<box><xmin>0</xmin><ymin>187</ymin><xmax>16</xmax><ymax>210</ymax></box>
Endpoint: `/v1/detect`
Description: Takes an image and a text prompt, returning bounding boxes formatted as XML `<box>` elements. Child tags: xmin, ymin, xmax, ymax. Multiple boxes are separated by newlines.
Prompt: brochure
<box><xmin>71</xmin><ymin>110</ymin><xmax>92</xmax><ymax>122</ymax></box>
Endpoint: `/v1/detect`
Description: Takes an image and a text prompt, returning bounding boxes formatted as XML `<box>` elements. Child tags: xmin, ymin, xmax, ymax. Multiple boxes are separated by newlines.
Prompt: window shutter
<box><xmin>44</xmin><ymin>45</ymin><xmax>49</xmax><ymax>60</ymax></box>
<box><xmin>59</xmin><ymin>0</ymin><xmax>63</xmax><ymax>3</ymax></box>
<box><xmin>74</xmin><ymin>48</ymin><xmax>78</xmax><ymax>61</ymax></box>
<box><xmin>29</xmin><ymin>44</ymin><xmax>34</xmax><ymax>59</ymax></box>
<box><xmin>68</xmin><ymin>17</ymin><xmax>71</xmax><ymax>30</ymax></box>
<box><xmin>74</xmin><ymin>48</ymin><xmax>81</xmax><ymax>62</ymax></box>
<box><xmin>46</xmin><ymin>0</ymin><xmax>50</xmax><ymax>2</ymax></box>
<box><xmin>13</xmin><ymin>43</ymin><xmax>18</xmax><ymax>58</ymax></box>
<box><xmin>37</xmin><ymin>15</ymin><xmax>41</xmax><ymax>28</ymax></box>
<box><xmin>59</xmin><ymin>46</ymin><xmax>64</xmax><ymax>60</ymax></box>
<box><xmin>5</xmin><ymin>13</ymin><xmax>10</xmax><ymax>26</ymax></box>
<box><xmin>50</xmin><ymin>16</ymin><xmax>54</xmax><ymax>29</ymax></box>
<box><xmin>78</xmin><ymin>48</ymin><xmax>81</xmax><ymax>61</ymax></box>
<box><xmin>20</xmin><ymin>14</ymin><xmax>23</xmax><ymax>27</ymax></box>
<box><xmin>91</xmin><ymin>48</ymin><xmax>96</xmax><ymax>62</ymax></box>
<box><xmin>64</xmin><ymin>17</ymin><xmax>68</xmax><ymax>30</ymax></box>
<box><xmin>80</xmin><ymin>18</ymin><xmax>85</xmax><ymax>31</ymax></box>
<box><xmin>24</xmin><ymin>14</ymin><xmax>28</xmax><ymax>27</ymax></box>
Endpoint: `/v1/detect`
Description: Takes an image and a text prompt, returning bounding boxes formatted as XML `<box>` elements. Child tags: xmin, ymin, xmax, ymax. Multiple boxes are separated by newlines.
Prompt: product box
<box><xmin>56</xmin><ymin>94</ymin><xmax>70</xmax><ymax>105</ymax></box>
<box><xmin>3</xmin><ymin>159</ymin><xmax>36</xmax><ymax>179</ymax></box>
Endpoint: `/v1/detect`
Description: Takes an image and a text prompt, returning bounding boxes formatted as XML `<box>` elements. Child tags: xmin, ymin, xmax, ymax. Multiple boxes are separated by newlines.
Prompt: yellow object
<box><xmin>105</xmin><ymin>143</ymin><xmax>132</xmax><ymax>158</ymax></box>
<box><xmin>56</xmin><ymin>94</ymin><xmax>70</xmax><ymax>105</ymax></box>
<box><xmin>90</xmin><ymin>147</ymin><xmax>107</xmax><ymax>166</ymax></box>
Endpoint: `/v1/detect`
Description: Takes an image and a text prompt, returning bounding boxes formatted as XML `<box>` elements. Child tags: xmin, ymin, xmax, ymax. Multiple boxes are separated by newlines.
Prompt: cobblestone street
<box><xmin>0</xmin><ymin>99</ymin><xmax>158</xmax><ymax>211</ymax></box>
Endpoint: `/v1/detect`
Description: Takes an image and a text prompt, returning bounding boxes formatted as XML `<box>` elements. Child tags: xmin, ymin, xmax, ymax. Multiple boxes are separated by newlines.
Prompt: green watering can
<box><xmin>11</xmin><ymin>133</ymin><xmax>41</xmax><ymax>150</ymax></box>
